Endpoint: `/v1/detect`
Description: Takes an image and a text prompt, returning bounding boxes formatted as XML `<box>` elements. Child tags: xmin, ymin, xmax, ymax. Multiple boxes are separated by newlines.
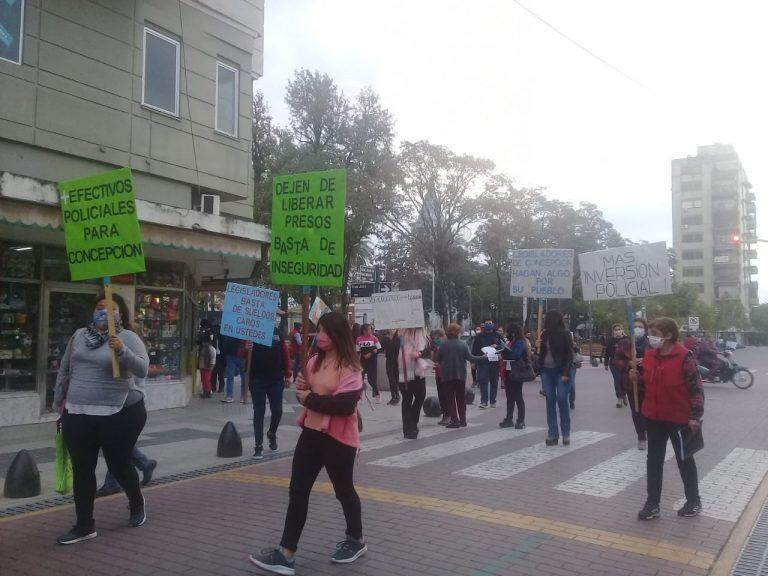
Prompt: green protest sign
<box><xmin>270</xmin><ymin>169</ymin><xmax>346</xmax><ymax>287</ymax></box>
<box><xmin>58</xmin><ymin>167</ymin><xmax>146</xmax><ymax>281</ymax></box>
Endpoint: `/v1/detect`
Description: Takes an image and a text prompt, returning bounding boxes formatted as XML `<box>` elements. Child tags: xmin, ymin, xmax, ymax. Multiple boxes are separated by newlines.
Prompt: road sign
<box><xmin>358</xmin><ymin>266</ymin><xmax>375</xmax><ymax>282</ymax></box>
<box><xmin>377</xmin><ymin>282</ymin><xmax>393</xmax><ymax>293</ymax></box>
<box><xmin>689</xmin><ymin>316</ymin><xmax>700</xmax><ymax>331</ymax></box>
<box><xmin>351</xmin><ymin>282</ymin><xmax>374</xmax><ymax>298</ymax></box>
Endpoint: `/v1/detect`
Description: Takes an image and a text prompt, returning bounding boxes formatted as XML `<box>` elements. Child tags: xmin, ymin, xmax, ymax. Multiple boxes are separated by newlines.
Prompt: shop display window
<box><xmin>1</xmin><ymin>242</ymin><xmax>39</xmax><ymax>280</ymax></box>
<box><xmin>137</xmin><ymin>262</ymin><xmax>184</xmax><ymax>289</ymax></box>
<box><xmin>135</xmin><ymin>291</ymin><xmax>182</xmax><ymax>380</ymax></box>
<box><xmin>0</xmin><ymin>282</ymin><xmax>39</xmax><ymax>392</ymax></box>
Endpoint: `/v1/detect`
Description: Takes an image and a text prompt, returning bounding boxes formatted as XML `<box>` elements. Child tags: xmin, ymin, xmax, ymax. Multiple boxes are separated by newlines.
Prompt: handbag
<box><xmin>509</xmin><ymin>359</ymin><xmax>536</xmax><ymax>382</ymax></box>
<box><xmin>54</xmin><ymin>419</ymin><xmax>73</xmax><ymax>494</ymax></box>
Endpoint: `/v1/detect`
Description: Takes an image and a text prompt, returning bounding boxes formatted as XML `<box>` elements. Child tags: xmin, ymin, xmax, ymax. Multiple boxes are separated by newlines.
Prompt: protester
<box><xmin>499</xmin><ymin>323</ymin><xmax>529</xmax><ymax>429</ymax></box>
<box><xmin>198</xmin><ymin>334</ymin><xmax>216</xmax><ymax>398</ymax></box>
<box><xmin>604</xmin><ymin>323</ymin><xmax>628</xmax><ymax>408</ymax></box>
<box><xmin>398</xmin><ymin>327</ymin><xmax>428</xmax><ymax>439</ymax></box>
<box><xmin>249</xmin><ymin>312</ymin><xmax>365</xmax><ymax>574</ymax></box>
<box><xmin>437</xmin><ymin>324</ymin><xmax>486</xmax><ymax>428</ymax></box>
<box><xmin>617</xmin><ymin>317</ymin><xmax>650</xmax><ymax>450</ymax></box>
<box><xmin>250</xmin><ymin>312</ymin><xmax>292</xmax><ymax>459</ymax></box>
<box><xmin>53</xmin><ymin>292</ymin><xmax>149</xmax><ymax>544</ymax></box>
<box><xmin>356</xmin><ymin>324</ymin><xmax>382</xmax><ymax>402</ymax></box>
<box><xmin>468</xmin><ymin>326</ymin><xmax>481</xmax><ymax>387</ymax></box>
<box><xmin>537</xmin><ymin>310</ymin><xmax>574</xmax><ymax>446</ymax></box>
<box><xmin>96</xmin><ymin>447</ymin><xmax>157</xmax><ymax>497</ymax></box>
<box><xmin>380</xmin><ymin>329</ymin><xmax>401</xmax><ymax>405</ymax></box>
<box><xmin>221</xmin><ymin>333</ymin><xmax>247</xmax><ymax>403</ymax></box>
<box><xmin>430</xmin><ymin>329</ymin><xmax>451</xmax><ymax>424</ymax></box>
<box><xmin>471</xmin><ymin>319</ymin><xmax>504</xmax><ymax>408</ymax></box>
<box><xmin>210</xmin><ymin>324</ymin><xmax>226</xmax><ymax>393</ymax></box>
<box><xmin>630</xmin><ymin>317</ymin><xmax>704</xmax><ymax>520</ymax></box>
<box><xmin>289</xmin><ymin>322</ymin><xmax>303</xmax><ymax>383</ymax></box>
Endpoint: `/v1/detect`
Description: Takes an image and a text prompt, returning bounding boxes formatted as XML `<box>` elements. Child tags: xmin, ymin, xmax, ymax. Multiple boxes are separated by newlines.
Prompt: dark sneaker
<box><xmin>331</xmin><ymin>539</ymin><xmax>368</xmax><ymax>564</ymax></box>
<box><xmin>499</xmin><ymin>419</ymin><xmax>513</xmax><ymax>428</ymax></box>
<box><xmin>616</xmin><ymin>401</ymin><xmax>623</xmax><ymax>408</ymax></box>
<box><xmin>95</xmin><ymin>485</ymin><xmax>121</xmax><ymax>498</ymax></box>
<box><xmin>142</xmin><ymin>460</ymin><xmax>157</xmax><ymax>486</ymax></box>
<box><xmin>129</xmin><ymin>495</ymin><xmax>146</xmax><ymax>527</ymax></box>
<box><xmin>446</xmin><ymin>421</ymin><xmax>461</xmax><ymax>429</ymax></box>
<box><xmin>387</xmin><ymin>398</ymin><xmax>399</xmax><ymax>406</ymax></box>
<box><xmin>254</xmin><ymin>445</ymin><xmax>264</xmax><ymax>460</ymax></box>
<box><xmin>459</xmin><ymin>421</ymin><xmax>467</xmax><ymax>427</ymax></box>
<box><xmin>562</xmin><ymin>437</ymin><xmax>571</xmax><ymax>446</ymax></box>
<box><xmin>514</xmin><ymin>420</ymin><xmax>525</xmax><ymax>430</ymax></box>
<box><xmin>56</xmin><ymin>524</ymin><xmax>97</xmax><ymax>545</ymax></box>
<box><xmin>638</xmin><ymin>501</ymin><xmax>660</xmax><ymax>521</ymax></box>
<box><xmin>267</xmin><ymin>432</ymin><xmax>278</xmax><ymax>451</ymax></box>
<box><xmin>438</xmin><ymin>417</ymin><xmax>450</xmax><ymax>426</ymax></box>
<box><xmin>569</xmin><ymin>402</ymin><xmax>575</xmax><ymax>410</ymax></box>
<box><xmin>249</xmin><ymin>548</ymin><xmax>295</xmax><ymax>576</ymax></box>
<box><xmin>677</xmin><ymin>500</ymin><xmax>702</xmax><ymax>517</ymax></box>
<box><xmin>545</xmin><ymin>437</ymin><xmax>558</xmax><ymax>446</ymax></box>
<box><xmin>478</xmin><ymin>402</ymin><xmax>488</xmax><ymax>410</ymax></box>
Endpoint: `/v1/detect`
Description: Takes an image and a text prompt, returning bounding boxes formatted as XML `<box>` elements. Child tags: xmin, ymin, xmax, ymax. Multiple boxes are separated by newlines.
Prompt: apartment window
<box><xmin>142</xmin><ymin>28</ymin><xmax>180</xmax><ymax>116</ymax></box>
<box><xmin>0</xmin><ymin>0</ymin><xmax>24</xmax><ymax>65</ymax></box>
<box><xmin>215</xmin><ymin>62</ymin><xmax>239</xmax><ymax>137</ymax></box>
<box><xmin>682</xmin><ymin>250</ymin><xmax>703</xmax><ymax>260</ymax></box>
<box><xmin>682</xmin><ymin>267</ymin><xmax>704</xmax><ymax>277</ymax></box>
<box><xmin>682</xmin><ymin>232</ymin><xmax>703</xmax><ymax>243</ymax></box>
<box><xmin>681</xmin><ymin>215</ymin><xmax>703</xmax><ymax>226</ymax></box>
<box><xmin>680</xmin><ymin>180</ymin><xmax>701</xmax><ymax>192</ymax></box>
<box><xmin>681</xmin><ymin>200</ymin><xmax>703</xmax><ymax>210</ymax></box>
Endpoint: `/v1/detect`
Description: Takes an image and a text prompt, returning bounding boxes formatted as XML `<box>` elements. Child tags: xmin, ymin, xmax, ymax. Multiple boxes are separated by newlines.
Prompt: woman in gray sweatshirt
<box><xmin>437</xmin><ymin>323</ymin><xmax>487</xmax><ymax>428</ymax></box>
<box><xmin>53</xmin><ymin>292</ymin><xmax>149</xmax><ymax>545</ymax></box>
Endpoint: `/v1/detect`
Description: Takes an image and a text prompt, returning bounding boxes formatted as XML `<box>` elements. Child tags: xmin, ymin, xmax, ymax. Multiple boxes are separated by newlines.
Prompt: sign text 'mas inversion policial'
<box><xmin>270</xmin><ymin>169</ymin><xmax>346</xmax><ymax>287</ymax></box>
<box><xmin>578</xmin><ymin>242</ymin><xmax>672</xmax><ymax>301</ymax></box>
<box><xmin>58</xmin><ymin>167</ymin><xmax>145</xmax><ymax>281</ymax></box>
<box><xmin>510</xmin><ymin>249</ymin><xmax>574</xmax><ymax>299</ymax></box>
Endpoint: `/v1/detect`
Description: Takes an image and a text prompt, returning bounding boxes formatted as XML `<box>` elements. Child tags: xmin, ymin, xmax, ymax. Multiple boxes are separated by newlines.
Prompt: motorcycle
<box><xmin>697</xmin><ymin>351</ymin><xmax>754</xmax><ymax>389</ymax></box>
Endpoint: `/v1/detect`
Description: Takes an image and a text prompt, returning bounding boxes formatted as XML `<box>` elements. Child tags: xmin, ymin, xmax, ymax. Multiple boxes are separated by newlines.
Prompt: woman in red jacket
<box><xmin>629</xmin><ymin>317</ymin><xmax>704</xmax><ymax>521</ymax></box>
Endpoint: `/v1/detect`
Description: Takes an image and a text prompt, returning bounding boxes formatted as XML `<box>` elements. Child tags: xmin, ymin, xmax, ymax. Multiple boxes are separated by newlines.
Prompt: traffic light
<box><xmin>731</xmin><ymin>233</ymin><xmax>741</xmax><ymax>244</ymax></box>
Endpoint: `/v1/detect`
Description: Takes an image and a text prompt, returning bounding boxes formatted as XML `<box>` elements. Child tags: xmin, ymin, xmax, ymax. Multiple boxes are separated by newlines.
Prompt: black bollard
<box><xmin>422</xmin><ymin>396</ymin><xmax>441</xmax><ymax>417</ymax></box>
<box><xmin>465</xmin><ymin>388</ymin><xmax>475</xmax><ymax>406</ymax></box>
<box><xmin>217</xmin><ymin>421</ymin><xmax>243</xmax><ymax>458</ymax></box>
<box><xmin>3</xmin><ymin>449</ymin><xmax>41</xmax><ymax>498</ymax></box>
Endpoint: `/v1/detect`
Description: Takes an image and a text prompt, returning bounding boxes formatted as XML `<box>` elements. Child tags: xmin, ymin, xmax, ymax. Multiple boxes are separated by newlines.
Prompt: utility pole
<box><xmin>467</xmin><ymin>285</ymin><xmax>473</xmax><ymax>328</ymax></box>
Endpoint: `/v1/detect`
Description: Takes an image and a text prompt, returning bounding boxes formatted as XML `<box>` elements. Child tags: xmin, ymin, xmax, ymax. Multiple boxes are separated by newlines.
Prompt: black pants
<box><xmin>646</xmin><ymin>419</ymin><xmax>699</xmax><ymax>505</ymax></box>
<box><xmin>249</xmin><ymin>377</ymin><xmax>283</xmax><ymax>448</ymax></box>
<box><xmin>386</xmin><ymin>361</ymin><xmax>400</xmax><ymax>400</ymax></box>
<box><xmin>504</xmin><ymin>375</ymin><xmax>525</xmax><ymax>422</ymax></box>
<box><xmin>398</xmin><ymin>378</ymin><xmax>426</xmax><ymax>436</ymax></box>
<box><xmin>63</xmin><ymin>400</ymin><xmax>147</xmax><ymax>527</ymax></box>
<box><xmin>361</xmin><ymin>357</ymin><xmax>379</xmax><ymax>396</ymax></box>
<box><xmin>212</xmin><ymin>356</ymin><xmax>226</xmax><ymax>392</ymax></box>
<box><xmin>280</xmin><ymin>428</ymin><xmax>362</xmax><ymax>552</ymax></box>
<box><xmin>626</xmin><ymin>388</ymin><xmax>647</xmax><ymax>441</ymax></box>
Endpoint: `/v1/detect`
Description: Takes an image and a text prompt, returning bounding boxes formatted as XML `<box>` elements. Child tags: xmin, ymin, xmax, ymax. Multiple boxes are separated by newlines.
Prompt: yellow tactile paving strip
<box><xmin>219</xmin><ymin>471</ymin><xmax>715</xmax><ymax>570</ymax></box>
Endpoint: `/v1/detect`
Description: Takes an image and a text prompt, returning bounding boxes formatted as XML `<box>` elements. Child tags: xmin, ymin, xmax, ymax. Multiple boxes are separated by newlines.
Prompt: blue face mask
<box><xmin>93</xmin><ymin>309</ymin><xmax>109</xmax><ymax>329</ymax></box>
<box><xmin>434</xmin><ymin>339</ymin><xmax>443</xmax><ymax>347</ymax></box>
<box><xmin>484</xmin><ymin>322</ymin><xmax>494</xmax><ymax>333</ymax></box>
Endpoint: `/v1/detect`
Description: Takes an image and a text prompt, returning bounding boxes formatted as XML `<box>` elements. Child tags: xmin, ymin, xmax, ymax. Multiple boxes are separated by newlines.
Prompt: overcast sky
<box><xmin>257</xmin><ymin>0</ymin><xmax>768</xmax><ymax>303</ymax></box>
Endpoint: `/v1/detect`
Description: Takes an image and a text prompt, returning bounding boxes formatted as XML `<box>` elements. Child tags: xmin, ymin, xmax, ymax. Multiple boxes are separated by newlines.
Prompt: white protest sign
<box><xmin>510</xmin><ymin>249</ymin><xmax>574</xmax><ymax>299</ymax></box>
<box><xmin>578</xmin><ymin>242</ymin><xmax>672</xmax><ymax>301</ymax></box>
<box><xmin>308</xmin><ymin>296</ymin><xmax>330</xmax><ymax>326</ymax></box>
<box><xmin>370</xmin><ymin>289</ymin><xmax>425</xmax><ymax>330</ymax></box>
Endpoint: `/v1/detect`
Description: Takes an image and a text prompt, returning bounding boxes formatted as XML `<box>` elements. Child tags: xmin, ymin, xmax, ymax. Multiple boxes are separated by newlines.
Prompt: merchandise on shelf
<box><xmin>135</xmin><ymin>291</ymin><xmax>183</xmax><ymax>380</ymax></box>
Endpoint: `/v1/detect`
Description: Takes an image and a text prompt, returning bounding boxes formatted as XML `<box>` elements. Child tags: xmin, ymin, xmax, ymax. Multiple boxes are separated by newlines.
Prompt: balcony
<box><xmin>745</xmin><ymin>249</ymin><xmax>758</xmax><ymax>260</ymax></box>
<box><xmin>747</xmin><ymin>266</ymin><xmax>758</xmax><ymax>276</ymax></box>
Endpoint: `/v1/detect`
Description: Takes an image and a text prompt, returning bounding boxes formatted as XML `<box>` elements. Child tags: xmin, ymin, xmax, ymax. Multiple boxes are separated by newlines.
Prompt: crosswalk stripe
<box><xmin>555</xmin><ymin>448</ymin><xmax>673</xmax><ymax>497</ymax></box>
<box><xmin>455</xmin><ymin>430</ymin><xmax>614</xmax><ymax>480</ymax></box>
<box><xmin>368</xmin><ymin>427</ymin><xmax>542</xmax><ymax>467</ymax></box>
<box><xmin>675</xmin><ymin>447</ymin><xmax>768</xmax><ymax>522</ymax></box>
<box><xmin>360</xmin><ymin>423</ymin><xmax>480</xmax><ymax>453</ymax></box>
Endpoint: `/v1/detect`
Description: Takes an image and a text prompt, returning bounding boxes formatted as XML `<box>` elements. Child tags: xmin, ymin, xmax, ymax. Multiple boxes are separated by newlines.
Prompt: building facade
<box><xmin>0</xmin><ymin>0</ymin><xmax>267</xmax><ymax>426</ymax></box>
<box><xmin>671</xmin><ymin>144</ymin><xmax>758</xmax><ymax>314</ymax></box>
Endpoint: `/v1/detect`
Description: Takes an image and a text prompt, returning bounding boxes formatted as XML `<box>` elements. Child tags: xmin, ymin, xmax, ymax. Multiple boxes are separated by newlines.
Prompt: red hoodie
<box><xmin>641</xmin><ymin>342</ymin><xmax>704</xmax><ymax>424</ymax></box>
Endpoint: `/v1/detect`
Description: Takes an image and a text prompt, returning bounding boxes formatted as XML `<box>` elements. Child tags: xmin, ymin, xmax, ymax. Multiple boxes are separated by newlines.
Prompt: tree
<box><xmin>751</xmin><ymin>303</ymin><xmax>768</xmax><ymax>331</ymax></box>
<box><xmin>716</xmin><ymin>300</ymin><xmax>748</xmax><ymax>330</ymax></box>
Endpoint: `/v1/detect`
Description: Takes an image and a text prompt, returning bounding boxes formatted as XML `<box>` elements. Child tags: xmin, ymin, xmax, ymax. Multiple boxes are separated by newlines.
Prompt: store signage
<box><xmin>270</xmin><ymin>169</ymin><xmax>347</xmax><ymax>287</ymax></box>
<box><xmin>510</xmin><ymin>249</ymin><xmax>574</xmax><ymax>299</ymax></box>
<box><xmin>358</xmin><ymin>266</ymin><xmax>375</xmax><ymax>282</ymax></box>
<box><xmin>220</xmin><ymin>283</ymin><xmax>279</xmax><ymax>347</ymax></box>
<box><xmin>351</xmin><ymin>282</ymin><xmax>373</xmax><ymax>298</ymax></box>
<box><xmin>58</xmin><ymin>167</ymin><xmax>146</xmax><ymax>281</ymax></box>
<box><xmin>370</xmin><ymin>289</ymin><xmax>425</xmax><ymax>330</ymax></box>
<box><xmin>579</xmin><ymin>242</ymin><xmax>672</xmax><ymax>301</ymax></box>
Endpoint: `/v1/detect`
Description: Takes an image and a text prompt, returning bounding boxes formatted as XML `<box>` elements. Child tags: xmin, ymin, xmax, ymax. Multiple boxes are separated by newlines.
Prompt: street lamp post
<box><xmin>467</xmin><ymin>285</ymin><xmax>473</xmax><ymax>329</ymax></box>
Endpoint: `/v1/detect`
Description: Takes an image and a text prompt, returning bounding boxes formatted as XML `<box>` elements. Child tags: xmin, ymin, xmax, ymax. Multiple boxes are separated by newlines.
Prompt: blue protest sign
<box><xmin>220</xmin><ymin>283</ymin><xmax>279</xmax><ymax>347</ymax></box>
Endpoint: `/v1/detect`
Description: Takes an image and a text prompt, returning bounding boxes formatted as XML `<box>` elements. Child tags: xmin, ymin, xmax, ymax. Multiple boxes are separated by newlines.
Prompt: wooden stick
<box><xmin>536</xmin><ymin>299</ymin><xmax>544</xmax><ymax>353</ymax></box>
<box><xmin>627</xmin><ymin>298</ymin><xmax>639</xmax><ymax>412</ymax></box>
<box><xmin>299</xmin><ymin>286</ymin><xmax>311</xmax><ymax>382</ymax></box>
<box><xmin>103</xmin><ymin>278</ymin><xmax>120</xmax><ymax>378</ymax></box>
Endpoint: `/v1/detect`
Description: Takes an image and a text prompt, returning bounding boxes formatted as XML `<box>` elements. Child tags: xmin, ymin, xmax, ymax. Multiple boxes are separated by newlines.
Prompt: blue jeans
<box><xmin>249</xmin><ymin>377</ymin><xmax>284</xmax><ymax>448</ymax></box>
<box><xmin>541</xmin><ymin>367</ymin><xmax>571</xmax><ymax>439</ymax></box>
<box><xmin>102</xmin><ymin>446</ymin><xmax>151</xmax><ymax>490</ymax></box>
<box><xmin>226</xmin><ymin>355</ymin><xmax>246</xmax><ymax>398</ymax></box>
<box><xmin>477</xmin><ymin>362</ymin><xmax>499</xmax><ymax>405</ymax></box>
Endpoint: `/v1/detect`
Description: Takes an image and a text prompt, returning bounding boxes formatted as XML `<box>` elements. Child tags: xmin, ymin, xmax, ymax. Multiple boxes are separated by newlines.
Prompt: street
<box><xmin>1</xmin><ymin>348</ymin><xmax>766</xmax><ymax>576</ymax></box>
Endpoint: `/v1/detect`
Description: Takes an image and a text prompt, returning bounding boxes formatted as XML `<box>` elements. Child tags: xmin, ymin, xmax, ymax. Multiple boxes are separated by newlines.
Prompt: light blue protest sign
<box><xmin>510</xmin><ymin>249</ymin><xmax>574</xmax><ymax>299</ymax></box>
<box><xmin>220</xmin><ymin>283</ymin><xmax>280</xmax><ymax>347</ymax></box>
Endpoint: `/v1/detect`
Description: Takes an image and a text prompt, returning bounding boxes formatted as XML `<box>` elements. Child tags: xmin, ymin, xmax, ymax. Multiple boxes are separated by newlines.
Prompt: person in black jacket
<box><xmin>380</xmin><ymin>329</ymin><xmax>401</xmax><ymax>405</ymax></box>
<box><xmin>603</xmin><ymin>323</ymin><xmax>628</xmax><ymax>408</ymax></box>
<box><xmin>471</xmin><ymin>319</ymin><xmax>504</xmax><ymax>408</ymax></box>
<box><xmin>536</xmin><ymin>310</ymin><xmax>574</xmax><ymax>446</ymax></box>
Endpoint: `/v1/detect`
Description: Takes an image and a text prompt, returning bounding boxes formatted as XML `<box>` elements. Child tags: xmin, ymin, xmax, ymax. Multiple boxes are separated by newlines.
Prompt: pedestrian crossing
<box><xmin>361</xmin><ymin>425</ymin><xmax>768</xmax><ymax>523</ymax></box>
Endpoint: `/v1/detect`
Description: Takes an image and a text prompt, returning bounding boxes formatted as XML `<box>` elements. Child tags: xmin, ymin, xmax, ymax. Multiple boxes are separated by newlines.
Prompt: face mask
<box><xmin>613</xmin><ymin>330</ymin><xmax>623</xmax><ymax>338</ymax></box>
<box><xmin>484</xmin><ymin>322</ymin><xmax>494</xmax><ymax>333</ymax></box>
<box><xmin>93</xmin><ymin>309</ymin><xmax>109</xmax><ymax>329</ymax></box>
<box><xmin>434</xmin><ymin>339</ymin><xmax>443</xmax><ymax>347</ymax></box>
<box><xmin>475</xmin><ymin>329</ymin><xmax>481</xmax><ymax>335</ymax></box>
<box><xmin>316</xmin><ymin>332</ymin><xmax>333</xmax><ymax>351</ymax></box>
<box><xmin>647</xmin><ymin>335</ymin><xmax>664</xmax><ymax>349</ymax></box>
<box><xmin>634</xmin><ymin>327</ymin><xmax>645</xmax><ymax>338</ymax></box>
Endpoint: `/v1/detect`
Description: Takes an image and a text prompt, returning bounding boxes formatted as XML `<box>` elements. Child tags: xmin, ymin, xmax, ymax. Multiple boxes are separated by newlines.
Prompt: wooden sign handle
<box><xmin>627</xmin><ymin>299</ymin><xmax>639</xmax><ymax>413</ymax></box>
<box><xmin>536</xmin><ymin>299</ymin><xmax>544</xmax><ymax>354</ymax></box>
<box><xmin>103</xmin><ymin>278</ymin><xmax>121</xmax><ymax>378</ymax></box>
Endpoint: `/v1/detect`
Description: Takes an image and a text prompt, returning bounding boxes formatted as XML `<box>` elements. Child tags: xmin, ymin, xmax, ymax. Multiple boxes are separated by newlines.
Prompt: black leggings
<box><xmin>386</xmin><ymin>361</ymin><xmax>400</xmax><ymax>400</ymax></box>
<box><xmin>63</xmin><ymin>399</ymin><xmax>147</xmax><ymax>526</ymax></box>
<box><xmin>504</xmin><ymin>376</ymin><xmax>525</xmax><ymax>422</ymax></box>
<box><xmin>398</xmin><ymin>378</ymin><xmax>426</xmax><ymax>436</ymax></box>
<box><xmin>361</xmin><ymin>357</ymin><xmax>378</xmax><ymax>396</ymax></box>
<box><xmin>280</xmin><ymin>428</ymin><xmax>362</xmax><ymax>551</ymax></box>
<box><xmin>249</xmin><ymin>377</ymin><xmax>283</xmax><ymax>447</ymax></box>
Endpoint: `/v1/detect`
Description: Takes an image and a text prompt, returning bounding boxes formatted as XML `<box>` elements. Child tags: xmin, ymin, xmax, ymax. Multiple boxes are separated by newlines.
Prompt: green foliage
<box><xmin>716</xmin><ymin>300</ymin><xmax>748</xmax><ymax>330</ymax></box>
<box><xmin>751</xmin><ymin>303</ymin><xmax>768</xmax><ymax>331</ymax></box>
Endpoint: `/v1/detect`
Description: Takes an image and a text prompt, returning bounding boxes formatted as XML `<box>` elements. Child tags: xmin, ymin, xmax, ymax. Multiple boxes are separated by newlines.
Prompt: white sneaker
<box><xmin>221</xmin><ymin>397</ymin><xmax>234</xmax><ymax>403</ymax></box>
<box><xmin>638</xmin><ymin>439</ymin><xmax>647</xmax><ymax>450</ymax></box>
<box><xmin>478</xmin><ymin>403</ymin><xmax>488</xmax><ymax>410</ymax></box>
<box><xmin>374</xmin><ymin>395</ymin><xmax>381</xmax><ymax>403</ymax></box>
<box><xmin>490</xmin><ymin>402</ymin><xmax>497</xmax><ymax>408</ymax></box>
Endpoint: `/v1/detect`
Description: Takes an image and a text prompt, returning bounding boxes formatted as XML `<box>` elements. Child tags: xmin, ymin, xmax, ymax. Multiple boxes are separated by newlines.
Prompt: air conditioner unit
<box><xmin>200</xmin><ymin>194</ymin><xmax>220</xmax><ymax>216</ymax></box>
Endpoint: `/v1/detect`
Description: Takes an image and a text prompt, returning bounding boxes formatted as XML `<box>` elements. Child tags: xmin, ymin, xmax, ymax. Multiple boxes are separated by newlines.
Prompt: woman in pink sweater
<box><xmin>249</xmin><ymin>312</ymin><xmax>365</xmax><ymax>575</ymax></box>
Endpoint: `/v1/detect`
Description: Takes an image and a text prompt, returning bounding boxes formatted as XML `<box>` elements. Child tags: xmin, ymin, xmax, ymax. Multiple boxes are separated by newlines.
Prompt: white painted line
<box><xmin>360</xmin><ymin>423</ymin><xmax>480</xmax><ymax>453</ymax></box>
<box><xmin>368</xmin><ymin>427</ymin><xmax>542</xmax><ymax>467</ymax></box>
<box><xmin>676</xmin><ymin>448</ymin><xmax>768</xmax><ymax>522</ymax></box>
<box><xmin>455</xmin><ymin>430</ymin><xmax>614</xmax><ymax>480</ymax></box>
<box><xmin>555</xmin><ymin>448</ymin><xmax>673</xmax><ymax>498</ymax></box>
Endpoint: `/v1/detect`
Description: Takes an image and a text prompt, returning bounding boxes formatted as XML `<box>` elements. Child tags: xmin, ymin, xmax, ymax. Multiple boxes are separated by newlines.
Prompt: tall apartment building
<box><xmin>0</xmin><ymin>1</ymin><xmax>267</xmax><ymax>426</ymax></box>
<box><xmin>671</xmin><ymin>144</ymin><xmax>758</xmax><ymax>314</ymax></box>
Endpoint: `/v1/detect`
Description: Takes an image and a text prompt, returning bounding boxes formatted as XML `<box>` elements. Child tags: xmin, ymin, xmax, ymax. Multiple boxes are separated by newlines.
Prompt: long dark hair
<box><xmin>543</xmin><ymin>310</ymin><xmax>571</xmax><ymax>358</ymax></box>
<box><xmin>313</xmin><ymin>312</ymin><xmax>361</xmax><ymax>372</ymax></box>
<box><xmin>92</xmin><ymin>291</ymin><xmax>133</xmax><ymax>332</ymax></box>
<box><xmin>544</xmin><ymin>310</ymin><xmax>565</xmax><ymax>334</ymax></box>
<box><xmin>506</xmin><ymin>323</ymin><xmax>524</xmax><ymax>341</ymax></box>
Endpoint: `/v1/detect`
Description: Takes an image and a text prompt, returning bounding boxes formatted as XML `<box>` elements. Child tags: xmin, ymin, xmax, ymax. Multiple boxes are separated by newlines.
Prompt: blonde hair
<box><xmin>402</xmin><ymin>328</ymin><xmax>427</xmax><ymax>352</ymax></box>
